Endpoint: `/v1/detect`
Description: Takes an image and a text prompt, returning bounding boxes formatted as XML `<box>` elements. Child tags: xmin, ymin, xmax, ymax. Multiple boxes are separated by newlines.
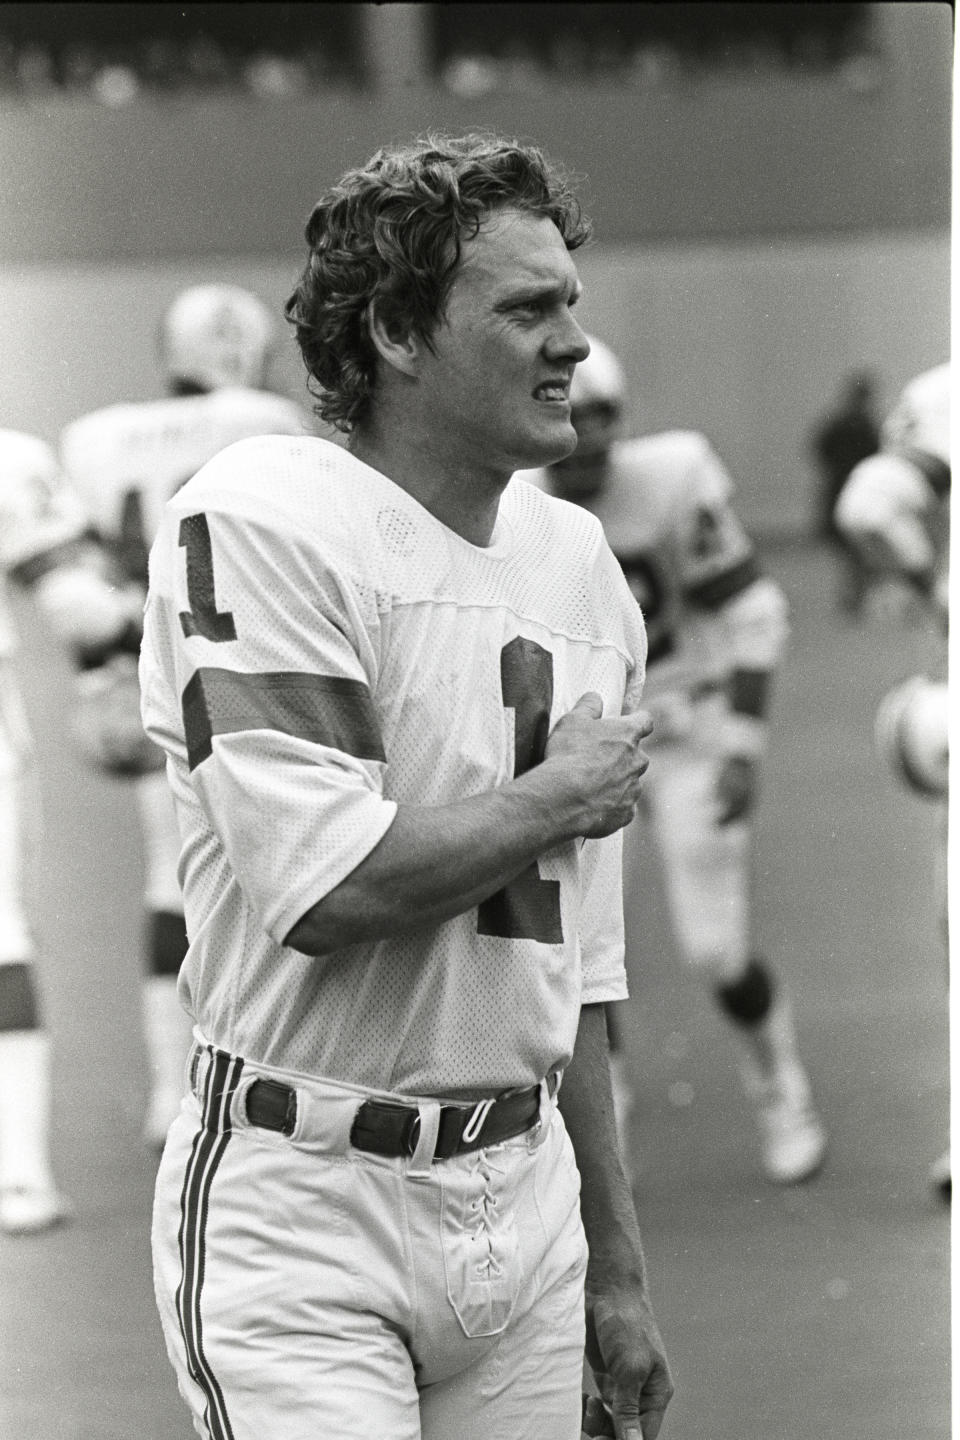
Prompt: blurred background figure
<box><xmin>518</xmin><ymin>337</ymin><xmax>827</xmax><ymax>1186</ymax></box>
<box><xmin>0</xmin><ymin>428</ymin><xmax>139</xmax><ymax>1233</ymax></box>
<box><xmin>834</xmin><ymin>359</ymin><xmax>950</xmax><ymax>1198</ymax></box>
<box><xmin>808</xmin><ymin>370</ymin><xmax>882</xmax><ymax>617</ymax></box>
<box><xmin>59</xmin><ymin>284</ymin><xmax>312</xmax><ymax>1151</ymax></box>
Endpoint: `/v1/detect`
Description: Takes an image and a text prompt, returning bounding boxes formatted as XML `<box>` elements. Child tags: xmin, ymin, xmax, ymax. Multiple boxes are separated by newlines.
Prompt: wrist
<box><xmin>512</xmin><ymin>758</ymin><xmax>588</xmax><ymax>845</ymax></box>
<box><xmin>585</xmin><ymin>1242</ymin><xmax>647</xmax><ymax>1294</ymax></box>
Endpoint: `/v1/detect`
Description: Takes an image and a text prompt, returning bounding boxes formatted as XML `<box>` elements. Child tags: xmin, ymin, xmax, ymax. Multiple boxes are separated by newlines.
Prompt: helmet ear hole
<box><xmin>160</xmin><ymin>285</ymin><xmax>276</xmax><ymax>393</ymax></box>
<box><xmin>875</xmin><ymin>676</ymin><xmax>949</xmax><ymax>798</ymax></box>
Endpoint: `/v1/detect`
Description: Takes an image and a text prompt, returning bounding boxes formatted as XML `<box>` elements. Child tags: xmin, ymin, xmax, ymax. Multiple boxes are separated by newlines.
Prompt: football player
<box><xmin>60</xmin><ymin>284</ymin><xmax>312</xmax><ymax>1149</ymax></box>
<box><xmin>519</xmin><ymin>337</ymin><xmax>828</xmax><ymax>1185</ymax></box>
<box><xmin>835</xmin><ymin>360</ymin><xmax>950</xmax><ymax>1197</ymax></box>
<box><xmin>0</xmin><ymin>428</ymin><xmax>141</xmax><ymax>1232</ymax></box>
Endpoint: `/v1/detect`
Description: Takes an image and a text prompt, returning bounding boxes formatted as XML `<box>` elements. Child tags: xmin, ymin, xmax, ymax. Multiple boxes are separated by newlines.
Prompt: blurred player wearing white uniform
<box><xmin>60</xmin><ymin>285</ymin><xmax>310</xmax><ymax>1149</ymax></box>
<box><xmin>520</xmin><ymin>338</ymin><xmax>828</xmax><ymax>1185</ymax></box>
<box><xmin>835</xmin><ymin>360</ymin><xmax>950</xmax><ymax>1196</ymax></box>
<box><xmin>142</xmin><ymin>136</ymin><xmax>672</xmax><ymax>1440</ymax></box>
<box><xmin>0</xmin><ymin>429</ymin><xmax>140</xmax><ymax>1233</ymax></box>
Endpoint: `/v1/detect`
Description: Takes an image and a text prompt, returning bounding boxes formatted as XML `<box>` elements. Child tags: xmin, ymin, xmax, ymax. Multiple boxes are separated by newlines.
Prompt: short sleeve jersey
<box><xmin>0</xmin><ymin>429</ymin><xmax>88</xmax><ymax>659</ymax></box>
<box><xmin>60</xmin><ymin>388</ymin><xmax>311</xmax><ymax>587</ymax></box>
<box><xmin>140</xmin><ymin>436</ymin><xmax>647</xmax><ymax>1095</ymax></box>
<box><xmin>517</xmin><ymin>430</ymin><xmax>760</xmax><ymax>703</ymax></box>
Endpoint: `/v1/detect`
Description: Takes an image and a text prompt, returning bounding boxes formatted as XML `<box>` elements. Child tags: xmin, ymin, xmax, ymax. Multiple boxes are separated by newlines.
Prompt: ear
<box><xmin>366</xmin><ymin>300</ymin><xmax>421</xmax><ymax>379</ymax></box>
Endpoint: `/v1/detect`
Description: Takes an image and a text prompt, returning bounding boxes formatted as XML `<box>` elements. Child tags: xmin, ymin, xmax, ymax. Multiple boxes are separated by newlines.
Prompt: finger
<box><xmin>611</xmin><ymin>1383</ymin><xmax>644</xmax><ymax>1440</ymax></box>
<box><xmin>625</xmin><ymin>707</ymin><xmax>654</xmax><ymax>740</ymax></box>
<box><xmin>571</xmin><ymin>691</ymin><xmax>605</xmax><ymax>718</ymax></box>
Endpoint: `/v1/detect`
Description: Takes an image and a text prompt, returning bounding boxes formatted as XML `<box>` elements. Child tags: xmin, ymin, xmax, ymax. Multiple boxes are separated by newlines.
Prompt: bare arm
<box><xmin>285</xmin><ymin>694</ymin><xmax>652</xmax><ymax>955</ymax></box>
<box><xmin>558</xmin><ymin>1003</ymin><xmax>673</xmax><ymax>1440</ymax></box>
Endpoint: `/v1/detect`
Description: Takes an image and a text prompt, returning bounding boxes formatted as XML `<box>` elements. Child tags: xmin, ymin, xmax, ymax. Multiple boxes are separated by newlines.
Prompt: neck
<box><xmin>350</xmin><ymin>423</ymin><xmax>509</xmax><ymax>548</ymax></box>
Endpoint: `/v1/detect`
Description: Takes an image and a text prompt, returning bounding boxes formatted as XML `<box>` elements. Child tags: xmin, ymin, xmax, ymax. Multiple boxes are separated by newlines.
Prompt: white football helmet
<box><xmin>875</xmin><ymin>675</ymin><xmax>949</xmax><ymax>798</ymax></box>
<box><xmin>570</xmin><ymin>336</ymin><xmax>627</xmax><ymax>412</ymax></box>
<box><xmin>160</xmin><ymin>284</ymin><xmax>276</xmax><ymax>392</ymax></box>
<box><xmin>551</xmin><ymin>336</ymin><xmax>628</xmax><ymax>498</ymax></box>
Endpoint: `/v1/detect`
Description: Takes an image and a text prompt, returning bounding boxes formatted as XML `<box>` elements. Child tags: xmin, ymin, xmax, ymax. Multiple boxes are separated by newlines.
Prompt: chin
<box><xmin>511</xmin><ymin>421</ymin><xmax>578</xmax><ymax>471</ymax></box>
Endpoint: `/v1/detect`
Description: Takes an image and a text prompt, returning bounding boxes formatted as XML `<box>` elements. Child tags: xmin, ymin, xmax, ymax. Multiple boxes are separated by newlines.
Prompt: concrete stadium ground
<box><xmin>0</xmin><ymin>540</ymin><xmax>949</xmax><ymax>1440</ymax></box>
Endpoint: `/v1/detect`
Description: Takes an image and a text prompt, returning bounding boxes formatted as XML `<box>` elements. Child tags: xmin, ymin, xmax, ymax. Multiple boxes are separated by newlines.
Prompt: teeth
<box><xmin>537</xmin><ymin>385</ymin><xmax>567</xmax><ymax>400</ymax></box>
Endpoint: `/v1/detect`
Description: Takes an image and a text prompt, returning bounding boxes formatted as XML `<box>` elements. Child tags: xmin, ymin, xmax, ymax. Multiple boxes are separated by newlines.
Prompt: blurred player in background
<box><xmin>0</xmin><ymin>429</ymin><xmax>141</xmax><ymax>1233</ymax></box>
<box><xmin>808</xmin><ymin>370</ymin><xmax>881</xmax><ymax>616</ymax></box>
<box><xmin>519</xmin><ymin>337</ymin><xmax>828</xmax><ymax>1185</ymax></box>
<box><xmin>60</xmin><ymin>285</ymin><xmax>311</xmax><ymax>1149</ymax></box>
<box><xmin>834</xmin><ymin>359</ymin><xmax>950</xmax><ymax>1198</ymax></box>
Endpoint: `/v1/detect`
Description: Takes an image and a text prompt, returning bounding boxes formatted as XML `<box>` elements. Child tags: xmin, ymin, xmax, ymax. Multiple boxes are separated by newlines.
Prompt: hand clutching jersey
<box><xmin>519</xmin><ymin>430</ymin><xmax>788</xmax><ymax>760</ymax></box>
<box><xmin>140</xmin><ymin>436</ymin><xmax>647</xmax><ymax>1096</ymax></box>
<box><xmin>60</xmin><ymin>386</ymin><xmax>310</xmax><ymax>775</ymax></box>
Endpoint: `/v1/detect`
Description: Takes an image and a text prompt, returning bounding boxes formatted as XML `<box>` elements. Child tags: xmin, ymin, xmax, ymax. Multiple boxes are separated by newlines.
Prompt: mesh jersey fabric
<box><xmin>517</xmin><ymin>430</ymin><xmax>767</xmax><ymax>704</ymax></box>
<box><xmin>0</xmin><ymin>428</ymin><xmax>89</xmax><ymax>659</ymax></box>
<box><xmin>140</xmin><ymin>435</ymin><xmax>647</xmax><ymax>1095</ymax></box>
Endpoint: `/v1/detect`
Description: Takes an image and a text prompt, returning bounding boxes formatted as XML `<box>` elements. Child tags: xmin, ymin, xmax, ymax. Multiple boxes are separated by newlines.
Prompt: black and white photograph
<box><xmin>0</xmin><ymin>5</ymin><xmax>951</xmax><ymax>1437</ymax></box>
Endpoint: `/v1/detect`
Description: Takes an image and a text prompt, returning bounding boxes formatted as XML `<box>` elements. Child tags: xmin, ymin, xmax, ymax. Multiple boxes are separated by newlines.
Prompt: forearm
<box><xmin>285</xmin><ymin>761</ymin><xmax>581</xmax><ymax>956</ymax></box>
<box><xmin>557</xmin><ymin>1002</ymin><xmax>648</xmax><ymax>1288</ymax></box>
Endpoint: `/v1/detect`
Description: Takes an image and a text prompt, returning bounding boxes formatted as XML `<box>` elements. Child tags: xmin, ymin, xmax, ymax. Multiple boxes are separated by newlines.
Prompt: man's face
<box><xmin>415</xmin><ymin>208</ymin><xmax>590</xmax><ymax>475</ymax></box>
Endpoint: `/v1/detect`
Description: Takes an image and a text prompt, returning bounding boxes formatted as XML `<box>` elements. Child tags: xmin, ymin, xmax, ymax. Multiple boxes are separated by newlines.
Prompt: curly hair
<box><xmin>284</xmin><ymin>132</ymin><xmax>592</xmax><ymax>433</ymax></box>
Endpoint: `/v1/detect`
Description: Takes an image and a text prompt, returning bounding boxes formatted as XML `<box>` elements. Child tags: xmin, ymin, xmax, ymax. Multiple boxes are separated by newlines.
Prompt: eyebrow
<box><xmin>495</xmin><ymin>277</ymin><xmax>583</xmax><ymax>308</ymax></box>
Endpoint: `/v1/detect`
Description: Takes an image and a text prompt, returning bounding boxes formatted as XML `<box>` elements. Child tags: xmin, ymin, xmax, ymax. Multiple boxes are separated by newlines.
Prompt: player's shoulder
<box><xmin>61</xmin><ymin>396</ymin><xmax>170</xmax><ymax>464</ymax></box>
<box><xmin>0</xmin><ymin>427</ymin><xmax>58</xmax><ymax>482</ymax></box>
<box><xmin>206</xmin><ymin>385</ymin><xmax>310</xmax><ymax>436</ymax></box>
<box><xmin>611</xmin><ymin>430</ymin><xmax>731</xmax><ymax>513</ymax></box>
<box><xmin>617</xmin><ymin>429</ymin><xmax>718</xmax><ymax>475</ymax></box>
<box><xmin>508</xmin><ymin>470</ymin><xmax>607</xmax><ymax>547</ymax></box>
<box><xmin>172</xmin><ymin>433</ymin><xmax>371</xmax><ymax>534</ymax></box>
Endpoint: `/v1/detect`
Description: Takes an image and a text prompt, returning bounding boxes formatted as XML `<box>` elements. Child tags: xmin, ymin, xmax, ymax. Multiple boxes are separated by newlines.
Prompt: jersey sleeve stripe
<box><xmin>683</xmin><ymin>554</ymin><xmax>761</xmax><ymax>610</ymax></box>
<box><xmin>7</xmin><ymin>535</ymin><xmax>90</xmax><ymax>587</ymax></box>
<box><xmin>182</xmin><ymin>668</ymin><xmax>386</xmax><ymax>771</ymax></box>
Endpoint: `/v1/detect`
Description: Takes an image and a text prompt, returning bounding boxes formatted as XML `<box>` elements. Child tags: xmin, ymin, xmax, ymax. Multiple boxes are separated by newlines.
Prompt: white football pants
<box><xmin>153</xmin><ymin>1047</ymin><xmax>587</xmax><ymax>1440</ymax></box>
<box><xmin>639</xmin><ymin>693</ymin><xmax>751</xmax><ymax>984</ymax></box>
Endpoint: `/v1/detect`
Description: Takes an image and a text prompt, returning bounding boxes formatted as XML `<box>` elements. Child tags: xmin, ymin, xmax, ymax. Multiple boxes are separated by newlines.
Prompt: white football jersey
<box><xmin>60</xmin><ymin>387</ymin><xmax>311</xmax><ymax>586</ymax></box>
<box><xmin>837</xmin><ymin>363</ymin><xmax>950</xmax><ymax>621</ymax></box>
<box><xmin>141</xmin><ymin>436</ymin><xmax>647</xmax><ymax>1094</ymax></box>
<box><xmin>517</xmin><ymin>430</ymin><xmax>780</xmax><ymax>704</ymax></box>
<box><xmin>0</xmin><ymin>429</ymin><xmax>89</xmax><ymax>659</ymax></box>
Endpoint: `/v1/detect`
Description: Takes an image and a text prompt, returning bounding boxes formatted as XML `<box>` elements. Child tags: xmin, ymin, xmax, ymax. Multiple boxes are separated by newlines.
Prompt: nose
<box><xmin>545</xmin><ymin>310</ymin><xmax>590</xmax><ymax>364</ymax></box>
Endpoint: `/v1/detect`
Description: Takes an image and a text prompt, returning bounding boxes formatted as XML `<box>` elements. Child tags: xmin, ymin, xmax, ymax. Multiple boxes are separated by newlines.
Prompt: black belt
<box><xmin>244</xmin><ymin>1076</ymin><xmax>551</xmax><ymax>1160</ymax></box>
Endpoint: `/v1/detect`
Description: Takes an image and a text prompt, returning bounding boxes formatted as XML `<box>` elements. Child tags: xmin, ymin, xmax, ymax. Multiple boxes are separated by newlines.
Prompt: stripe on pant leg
<box><xmin>174</xmin><ymin>1047</ymin><xmax>244</xmax><ymax>1440</ymax></box>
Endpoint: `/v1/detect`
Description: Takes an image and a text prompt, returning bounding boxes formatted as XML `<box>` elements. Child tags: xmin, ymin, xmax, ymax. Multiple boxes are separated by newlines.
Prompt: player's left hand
<box><xmin>585</xmin><ymin>1280</ymin><xmax>674</xmax><ymax>1440</ymax></box>
<box><xmin>714</xmin><ymin>753</ymin><xmax>757</xmax><ymax>826</ymax></box>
